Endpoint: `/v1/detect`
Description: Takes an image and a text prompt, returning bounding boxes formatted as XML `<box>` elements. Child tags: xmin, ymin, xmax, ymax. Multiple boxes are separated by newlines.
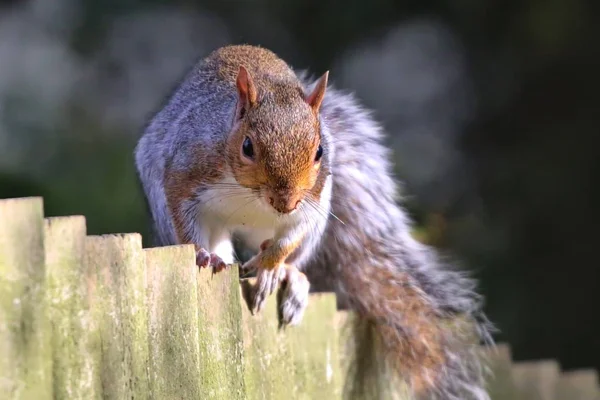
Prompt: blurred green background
<box><xmin>0</xmin><ymin>0</ymin><xmax>598</xmax><ymax>373</ymax></box>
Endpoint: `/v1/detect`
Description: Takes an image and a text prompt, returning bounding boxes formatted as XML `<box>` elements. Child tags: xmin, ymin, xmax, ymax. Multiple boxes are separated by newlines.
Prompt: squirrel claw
<box><xmin>241</xmin><ymin>255</ymin><xmax>258</xmax><ymax>276</ymax></box>
<box><xmin>277</xmin><ymin>266</ymin><xmax>310</xmax><ymax>327</ymax></box>
<box><xmin>260</xmin><ymin>239</ymin><xmax>274</xmax><ymax>252</ymax></box>
<box><xmin>196</xmin><ymin>248</ymin><xmax>228</xmax><ymax>273</ymax></box>
<box><xmin>210</xmin><ymin>253</ymin><xmax>228</xmax><ymax>273</ymax></box>
<box><xmin>251</xmin><ymin>264</ymin><xmax>286</xmax><ymax>314</ymax></box>
<box><xmin>241</xmin><ymin>239</ymin><xmax>274</xmax><ymax>275</ymax></box>
<box><xmin>196</xmin><ymin>248</ymin><xmax>211</xmax><ymax>269</ymax></box>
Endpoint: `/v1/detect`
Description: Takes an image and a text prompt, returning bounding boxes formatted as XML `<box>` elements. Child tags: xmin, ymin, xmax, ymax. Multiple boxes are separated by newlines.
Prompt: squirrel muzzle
<box><xmin>264</xmin><ymin>189</ymin><xmax>302</xmax><ymax>214</ymax></box>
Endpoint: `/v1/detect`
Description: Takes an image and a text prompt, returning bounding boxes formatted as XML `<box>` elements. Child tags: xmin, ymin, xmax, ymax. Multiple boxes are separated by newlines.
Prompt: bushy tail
<box><xmin>297</xmin><ymin>70</ymin><xmax>494</xmax><ymax>399</ymax></box>
<box><xmin>337</xmin><ymin>245</ymin><xmax>493</xmax><ymax>400</ymax></box>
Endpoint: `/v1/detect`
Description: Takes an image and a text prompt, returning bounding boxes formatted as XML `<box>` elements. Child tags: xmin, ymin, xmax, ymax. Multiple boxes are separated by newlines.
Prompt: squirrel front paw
<box><xmin>277</xmin><ymin>266</ymin><xmax>310</xmax><ymax>327</ymax></box>
<box><xmin>248</xmin><ymin>261</ymin><xmax>286</xmax><ymax>314</ymax></box>
<box><xmin>241</xmin><ymin>238</ymin><xmax>286</xmax><ymax>314</ymax></box>
<box><xmin>196</xmin><ymin>248</ymin><xmax>228</xmax><ymax>273</ymax></box>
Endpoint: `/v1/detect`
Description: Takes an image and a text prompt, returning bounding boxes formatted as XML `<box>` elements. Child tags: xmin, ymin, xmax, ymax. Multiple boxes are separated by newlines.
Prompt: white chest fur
<box><xmin>195</xmin><ymin>175</ymin><xmax>289</xmax><ymax>230</ymax></box>
<box><xmin>192</xmin><ymin>173</ymin><xmax>332</xmax><ymax>264</ymax></box>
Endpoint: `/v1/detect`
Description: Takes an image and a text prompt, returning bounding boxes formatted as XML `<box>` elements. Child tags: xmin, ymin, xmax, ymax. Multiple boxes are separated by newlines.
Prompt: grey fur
<box><xmin>135</xmin><ymin>63</ymin><xmax>239</xmax><ymax>247</ymax></box>
<box><xmin>298</xmin><ymin>70</ymin><xmax>493</xmax><ymax>400</ymax></box>
<box><xmin>135</xmin><ymin>58</ymin><xmax>331</xmax><ymax>265</ymax></box>
<box><xmin>135</xmin><ymin>50</ymin><xmax>493</xmax><ymax>400</ymax></box>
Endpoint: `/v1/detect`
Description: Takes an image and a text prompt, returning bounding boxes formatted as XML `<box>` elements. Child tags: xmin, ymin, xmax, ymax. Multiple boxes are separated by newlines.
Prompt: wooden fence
<box><xmin>0</xmin><ymin>197</ymin><xmax>598</xmax><ymax>400</ymax></box>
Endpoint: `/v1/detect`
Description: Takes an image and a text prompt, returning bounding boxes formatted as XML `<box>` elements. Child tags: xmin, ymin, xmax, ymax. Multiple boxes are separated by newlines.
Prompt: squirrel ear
<box><xmin>235</xmin><ymin>66</ymin><xmax>258</xmax><ymax>120</ymax></box>
<box><xmin>305</xmin><ymin>71</ymin><xmax>329</xmax><ymax>113</ymax></box>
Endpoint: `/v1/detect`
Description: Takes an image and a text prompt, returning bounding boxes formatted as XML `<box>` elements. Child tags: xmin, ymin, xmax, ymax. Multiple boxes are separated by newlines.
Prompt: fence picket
<box><xmin>196</xmin><ymin>265</ymin><xmax>246</xmax><ymax>399</ymax></box>
<box><xmin>85</xmin><ymin>234</ymin><xmax>150</xmax><ymax>399</ymax></box>
<box><xmin>285</xmin><ymin>293</ymin><xmax>341</xmax><ymax>399</ymax></box>
<box><xmin>512</xmin><ymin>360</ymin><xmax>560</xmax><ymax>400</ymax></box>
<box><xmin>240</xmin><ymin>277</ymin><xmax>297</xmax><ymax>399</ymax></box>
<box><xmin>0</xmin><ymin>197</ymin><xmax>51</xmax><ymax>400</ymax></box>
<box><xmin>555</xmin><ymin>370</ymin><xmax>600</xmax><ymax>400</ymax></box>
<box><xmin>45</xmin><ymin>216</ymin><xmax>100</xmax><ymax>399</ymax></box>
<box><xmin>146</xmin><ymin>244</ymin><xmax>202</xmax><ymax>399</ymax></box>
<box><xmin>484</xmin><ymin>343</ymin><xmax>521</xmax><ymax>400</ymax></box>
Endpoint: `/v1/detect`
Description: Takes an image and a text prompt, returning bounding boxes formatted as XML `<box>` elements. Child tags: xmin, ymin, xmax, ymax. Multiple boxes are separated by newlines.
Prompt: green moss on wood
<box><xmin>240</xmin><ymin>278</ymin><xmax>295</xmax><ymax>399</ymax></box>
<box><xmin>196</xmin><ymin>265</ymin><xmax>246</xmax><ymax>399</ymax></box>
<box><xmin>45</xmin><ymin>216</ymin><xmax>101</xmax><ymax>399</ymax></box>
<box><xmin>146</xmin><ymin>244</ymin><xmax>202</xmax><ymax>399</ymax></box>
<box><xmin>0</xmin><ymin>197</ymin><xmax>52</xmax><ymax>399</ymax></box>
<box><xmin>7</xmin><ymin>196</ymin><xmax>590</xmax><ymax>400</ymax></box>
<box><xmin>483</xmin><ymin>344</ymin><xmax>521</xmax><ymax>400</ymax></box>
<box><xmin>85</xmin><ymin>234</ymin><xmax>150</xmax><ymax>399</ymax></box>
<box><xmin>285</xmin><ymin>293</ymin><xmax>342</xmax><ymax>399</ymax></box>
<box><xmin>337</xmin><ymin>311</ymin><xmax>411</xmax><ymax>400</ymax></box>
<box><xmin>238</xmin><ymin>283</ymin><xmax>362</xmax><ymax>399</ymax></box>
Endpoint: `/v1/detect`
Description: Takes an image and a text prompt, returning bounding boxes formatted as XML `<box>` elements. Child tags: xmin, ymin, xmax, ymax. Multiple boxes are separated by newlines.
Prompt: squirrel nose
<box><xmin>267</xmin><ymin>195</ymin><xmax>300</xmax><ymax>214</ymax></box>
<box><xmin>279</xmin><ymin>199</ymin><xmax>300</xmax><ymax>214</ymax></box>
<box><xmin>290</xmin><ymin>199</ymin><xmax>301</xmax><ymax>211</ymax></box>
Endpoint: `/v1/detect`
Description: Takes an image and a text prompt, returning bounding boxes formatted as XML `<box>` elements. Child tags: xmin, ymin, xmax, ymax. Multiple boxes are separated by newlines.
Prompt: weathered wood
<box><xmin>196</xmin><ymin>265</ymin><xmax>246</xmax><ymax>399</ymax></box>
<box><xmin>336</xmin><ymin>310</ymin><xmax>411</xmax><ymax>400</ymax></box>
<box><xmin>0</xmin><ymin>197</ymin><xmax>51</xmax><ymax>399</ymax></box>
<box><xmin>285</xmin><ymin>293</ymin><xmax>341</xmax><ymax>399</ymax></box>
<box><xmin>85</xmin><ymin>234</ymin><xmax>150</xmax><ymax>399</ymax></box>
<box><xmin>555</xmin><ymin>369</ymin><xmax>600</xmax><ymax>400</ymax></box>
<box><xmin>484</xmin><ymin>343</ymin><xmax>521</xmax><ymax>400</ymax></box>
<box><xmin>335</xmin><ymin>310</ymin><xmax>352</xmax><ymax>399</ymax></box>
<box><xmin>512</xmin><ymin>360</ymin><xmax>560</xmax><ymax>400</ymax></box>
<box><xmin>146</xmin><ymin>244</ymin><xmax>202</xmax><ymax>399</ymax></box>
<box><xmin>6</xmin><ymin>196</ymin><xmax>600</xmax><ymax>400</ymax></box>
<box><xmin>239</xmin><ymin>281</ymin><xmax>345</xmax><ymax>399</ymax></box>
<box><xmin>45</xmin><ymin>216</ymin><xmax>101</xmax><ymax>399</ymax></box>
<box><xmin>240</xmin><ymin>277</ymin><xmax>298</xmax><ymax>399</ymax></box>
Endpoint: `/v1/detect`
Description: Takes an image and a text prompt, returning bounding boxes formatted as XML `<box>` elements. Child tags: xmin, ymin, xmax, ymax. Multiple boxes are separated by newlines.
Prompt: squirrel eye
<box><xmin>242</xmin><ymin>136</ymin><xmax>254</xmax><ymax>160</ymax></box>
<box><xmin>315</xmin><ymin>144</ymin><xmax>323</xmax><ymax>162</ymax></box>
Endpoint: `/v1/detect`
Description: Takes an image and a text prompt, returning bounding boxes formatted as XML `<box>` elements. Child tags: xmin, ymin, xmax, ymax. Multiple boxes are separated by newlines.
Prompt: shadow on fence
<box><xmin>0</xmin><ymin>197</ymin><xmax>598</xmax><ymax>399</ymax></box>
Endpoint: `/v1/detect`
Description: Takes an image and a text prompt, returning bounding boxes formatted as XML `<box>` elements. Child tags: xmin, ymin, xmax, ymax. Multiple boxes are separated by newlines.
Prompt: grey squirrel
<box><xmin>135</xmin><ymin>45</ymin><xmax>493</xmax><ymax>399</ymax></box>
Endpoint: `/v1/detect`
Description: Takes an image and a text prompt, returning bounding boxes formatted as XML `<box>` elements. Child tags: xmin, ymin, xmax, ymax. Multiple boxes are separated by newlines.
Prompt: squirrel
<box><xmin>135</xmin><ymin>45</ymin><xmax>493</xmax><ymax>400</ymax></box>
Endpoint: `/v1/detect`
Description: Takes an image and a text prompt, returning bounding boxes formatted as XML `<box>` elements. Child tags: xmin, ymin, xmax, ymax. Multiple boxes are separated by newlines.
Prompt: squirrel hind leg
<box><xmin>277</xmin><ymin>265</ymin><xmax>310</xmax><ymax>328</ymax></box>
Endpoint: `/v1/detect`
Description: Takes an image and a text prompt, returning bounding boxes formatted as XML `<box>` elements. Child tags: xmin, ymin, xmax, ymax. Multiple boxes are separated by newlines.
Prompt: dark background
<box><xmin>0</xmin><ymin>0</ymin><xmax>598</xmax><ymax>372</ymax></box>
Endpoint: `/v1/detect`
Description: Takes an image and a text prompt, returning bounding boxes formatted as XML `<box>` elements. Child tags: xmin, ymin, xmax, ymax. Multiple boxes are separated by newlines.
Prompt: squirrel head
<box><xmin>226</xmin><ymin>66</ymin><xmax>329</xmax><ymax>215</ymax></box>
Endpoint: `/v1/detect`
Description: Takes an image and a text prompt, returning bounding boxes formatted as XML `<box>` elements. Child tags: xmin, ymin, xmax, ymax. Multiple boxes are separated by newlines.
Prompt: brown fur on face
<box><xmin>226</xmin><ymin>75</ymin><xmax>327</xmax><ymax>214</ymax></box>
<box><xmin>200</xmin><ymin>45</ymin><xmax>330</xmax><ymax>214</ymax></box>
